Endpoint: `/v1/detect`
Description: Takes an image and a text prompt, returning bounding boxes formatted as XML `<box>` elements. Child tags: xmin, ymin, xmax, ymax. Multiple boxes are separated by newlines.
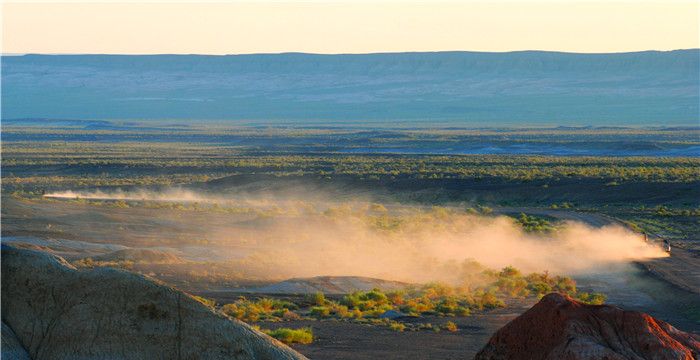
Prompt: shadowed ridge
<box><xmin>1</xmin><ymin>244</ymin><xmax>307</xmax><ymax>360</ymax></box>
<box><xmin>3</xmin><ymin>50</ymin><xmax>697</xmax><ymax>123</ymax></box>
<box><xmin>475</xmin><ymin>292</ymin><xmax>700</xmax><ymax>360</ymax></box>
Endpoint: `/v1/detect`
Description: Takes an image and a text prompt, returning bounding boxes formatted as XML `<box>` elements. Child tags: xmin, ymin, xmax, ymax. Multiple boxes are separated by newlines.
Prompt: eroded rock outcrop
<box><xmin>475</xmin><ymin>293</ymin><xmax>699</xmax><ymax>360</ymax></box>
<box><xmin>1</xmin><ymin>245</ymin><xmax>307</xmax><ymax>360</ymax></box>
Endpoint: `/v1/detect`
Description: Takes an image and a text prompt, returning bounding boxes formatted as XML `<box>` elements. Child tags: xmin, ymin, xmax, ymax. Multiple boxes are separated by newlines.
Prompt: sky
<box><xmin>2</xmin><ymin>1</ymin><xmax>699</xmax><ymax>55</ymax></box>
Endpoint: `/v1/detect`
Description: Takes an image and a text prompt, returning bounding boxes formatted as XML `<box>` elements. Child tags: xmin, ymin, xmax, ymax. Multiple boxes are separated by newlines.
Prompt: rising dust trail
<box><xmin>44</xmin><ymin>188</ymin><xmax>668</xmax><ymax>283</ymax></box>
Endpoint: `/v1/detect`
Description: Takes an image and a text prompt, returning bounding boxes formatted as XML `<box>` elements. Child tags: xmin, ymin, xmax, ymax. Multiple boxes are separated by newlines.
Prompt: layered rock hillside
<box><xmin>1</xmin><ymin>245</ymin><xmax>306</xmax><ymax>360</ymax></box>
<box><xmin>475</xmin><ymin>293</ymin><xmax>699</xmax><ymax>360</ymax></box>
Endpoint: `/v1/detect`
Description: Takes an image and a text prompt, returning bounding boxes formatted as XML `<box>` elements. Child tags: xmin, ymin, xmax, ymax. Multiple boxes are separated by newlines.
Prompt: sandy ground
<box><xmin>268</xmin><ymin>312</ymin><xmax>526</xmax><ymax>360</ymax></box>
<box><xmin>198</xmin><ymin>291</ymin><xmax>534</xmax><ymax>359</ymax></box>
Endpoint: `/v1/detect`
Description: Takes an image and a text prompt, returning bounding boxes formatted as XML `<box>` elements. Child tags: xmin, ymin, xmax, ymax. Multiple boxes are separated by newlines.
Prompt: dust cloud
<box><xmin>45</xmin><ymin>189</ymin><xmax>216</xmax><ymax>203</ymax></box>
<box><xmin>43</xmin><ymin>189</ymin><xmax>668</xmax><ymax>284</ymax></box>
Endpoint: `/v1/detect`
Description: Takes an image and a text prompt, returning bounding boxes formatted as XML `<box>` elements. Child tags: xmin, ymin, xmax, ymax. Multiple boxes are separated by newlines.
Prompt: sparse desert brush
<box><xmin>191</xmin><ymin>295</ymin><xmax>216</xmax><ymax>308</ymax></box>
<box><xmin>310</xmin><ymin>306</ymin><xmax>331</xmax><ymax>318</ymax></box>
<box><xmin>351</xmin><ymin>308</ymin><xmax>364</xmax><ymax>319</ymax></box>
<box><xmin>386</xmin><ymin>290</ymin><xmax>406</xmax><ymax>306</ymax></box>
<box><xmin>527</xmin><ymin>281</ymin><xmax>553</xmax><ymax>296</ymax></box>
<box><xmin>513</xmin><ymin>213</ymin><xmax>557</xmax><ymax>233</ymax></box>
<box><xmin>420</xmin><ymin>283</ymin><xmax>455</xmax><ymax>299</ymax></box>
<box><xmin>263</xmin><ymin>327</ymin><xmax>313</xmax><ymax>345</ymax></box>
<box><xmin>418</xmin><ymin>323</ymin><xmax>438</xmax><ymax>332</ymax></box>
<box><xmin>576</xmin><ymin>292</ymin><xmax>607</xmax><ymax>305</ymax></box>
<box><xmin>494</xmin><ymin>276</ymin><xmax>530</xmax><ymax>297</ymax></box>
<box><xmin>363</xmin><ymin>289</ymin><xmax>389</xmax><ymax>303</ymax></box>
<box><xmin>443</xmin><ymin>321</ymin><xmax>458</xmax><ymax>332</ymax></box>
<box><xmin>435</xmin><ymin>298</ymin><xmax>471</xmax><ymax>317</ymax></box>
<box><xmin>327</xmin><ymin>302</ymin><xmax>352</xmax><ymax>318</ymax></box>
<box><xmin>434</xmin><ymin>298</ymin><xmax>459</xmax><ymax>315</ymax></box>
<box><xmin>476</xmin><ymin>205</ymin><xmax>493</xmax><ymax>215</ymax></box>
<box><xmin>308</xmin><ymin>292</ymin><xmax>326</xmax><ymax>306</ymax></box>
<box><xmin>553</xmin><ymin>276</ymin><xmax>577</xmax><ymax>294</ymax></box>
<box><xmin>221</xmin><ymin>297</ymin><xmax>299</xmax><ymax>322</ymax></box>
<box><xmin>388</xmin><ymin>321</ymin><xmax>406</xmax><ymax>332</ymax></box>
<box><xmin>478</xmin><ymin>292</ymin><xmax>506</xmax><ymax>309</ymax></box>
<box><xmin>341</xmin><ymin>289</ymin><xmax>389</xmax><ymax>312</ymax></box>
<box><xmin>281</xmin><ymin>309</ymin><xmax>302</xmax><ymax>321</ymax></box>
<box><xmin>499</xmin><ymin>266</ymin><xmax>521</xmax><ymax>278</ymax></box>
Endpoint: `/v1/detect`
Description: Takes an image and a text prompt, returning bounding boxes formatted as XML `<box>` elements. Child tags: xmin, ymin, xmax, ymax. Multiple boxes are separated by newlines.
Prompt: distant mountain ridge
<box><xmin>2</xmin><ymin>50</ymin><xmax>698</xmax><ymax>125</ymax></box>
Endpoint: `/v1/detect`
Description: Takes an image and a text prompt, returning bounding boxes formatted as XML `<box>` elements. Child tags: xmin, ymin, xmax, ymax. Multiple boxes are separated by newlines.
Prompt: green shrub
<box><xmin>310</xmin><ymin>306</ymin><xmax>331</xmax><ymax>318</ymax></box>
<box><xmin>527</xmin><ymin>281</ymin><xmax>553</xmax><ymax>296</ymax></box>
<box><xmin>263</xmin><ymin>327</ymin><xmax>313</xmax><ymax>345</ymax></box>
<box><xmin>553</xmin><ymin>276</ymin><xmax>577</xmax><ymax>294</ymax></box>
<box><xmin>443</xmin><ymin>321</ymin><xmax>458</xmax><ymax>332</ymax></box>
<box><xmin>479</xmin><ymin>292</ymin><xmax>505</xmax><ymax>309</ymax></box>
<box><xmin>388</xmin><ymin>321</ymin><xmax>406</xmax><ymax>332</ymax></box>
<box><xmin>221</xmin><ymin>297</ymin><xmax>299</xmax><ymax>322</ymax></box>
<box><xmin>576</xmin><ymin>292</ymin><xmax>607</xmax><ymax>305</ymax></box>
<box><xmin>309</xmin><ymin>292</ymin><xmax>326</xmax><ymax>306</ymax></box>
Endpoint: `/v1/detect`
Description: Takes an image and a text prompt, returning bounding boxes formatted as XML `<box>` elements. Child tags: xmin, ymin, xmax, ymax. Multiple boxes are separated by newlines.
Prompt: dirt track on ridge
<box><xmin>496</xmin><ymin>207</ymin><xmax>700</xmax><ymax>296</ymax></box>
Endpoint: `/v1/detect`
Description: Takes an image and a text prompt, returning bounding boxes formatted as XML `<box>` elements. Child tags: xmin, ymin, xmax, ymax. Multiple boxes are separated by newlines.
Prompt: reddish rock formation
<box><xmin>475</xmin><ymin>293</ymin><xmax>699</xmax><ymax>360</ymax></box>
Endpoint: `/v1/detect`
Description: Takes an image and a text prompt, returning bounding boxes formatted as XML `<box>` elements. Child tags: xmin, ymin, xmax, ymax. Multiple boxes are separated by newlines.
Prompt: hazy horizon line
<box><xmin>4</xmin><ymin>48</ymin><xmax>700</xmax><ymax>57</ymax></box>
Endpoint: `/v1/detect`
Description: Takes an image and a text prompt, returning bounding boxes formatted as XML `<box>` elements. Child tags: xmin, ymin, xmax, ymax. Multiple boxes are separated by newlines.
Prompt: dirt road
<box><xmin>496</xmin><ymin>207</ymin><xmax>700</xmax><ymax>296</ymax></box>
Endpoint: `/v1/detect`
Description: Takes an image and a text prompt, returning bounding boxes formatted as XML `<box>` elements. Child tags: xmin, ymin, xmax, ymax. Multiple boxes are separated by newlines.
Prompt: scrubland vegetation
<box><xmin>3</xmin><ymin>127</ymin><xmax>700</xmax><ymax>194</ymax></box>
<box><xmin>209</xmin><ymin>264</ymin><xmax>605</xmax><ymax>337</ymax></box>
<box><xmin>4</xmin><ymin>129</ymin><xmax>698</xmax><ymax>251</ymax></box>
<box><xmin>609</xmin><ymin>206</ymin><xmax>700</xmax><ymax>242</ymax></box>
<box><xmin>4</xmin><ymin>142</ymin><xmax>699</xmax><ymax>186</ymax></box>
<box><xmin>261</xmin><ymin>327</ymin><xmax>313</xmax><ymax>345</ymax></box>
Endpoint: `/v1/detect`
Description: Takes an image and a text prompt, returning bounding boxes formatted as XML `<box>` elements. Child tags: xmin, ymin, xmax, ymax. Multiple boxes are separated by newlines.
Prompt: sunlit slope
<box><xmin>2</xmin><ymin>50</ymin><xmax>698</xmax><ymax>124</ymax></box>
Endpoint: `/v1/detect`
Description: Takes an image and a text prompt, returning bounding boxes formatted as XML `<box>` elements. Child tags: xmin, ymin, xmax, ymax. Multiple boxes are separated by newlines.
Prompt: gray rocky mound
<box><xmin>1</xmin><ymin>245</ymin><xmax>306</xmax><ymax>360</ymax></box>
<box><xmin>2</xmin><ymin>322</ymin><xmax>31</xmax><ymax>360</ymax></box>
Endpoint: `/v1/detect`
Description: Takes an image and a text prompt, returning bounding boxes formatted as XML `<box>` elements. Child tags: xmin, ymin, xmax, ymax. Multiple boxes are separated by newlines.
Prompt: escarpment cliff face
<box><xmin>1</xmin><ymin>245</ymin><xmax>307</xmax><ymax>360</ymax></box>
<box><xmin>4</xmin><ymin>51</ymin><xmax>698</xmax><ymax>123</ymax></box>
<box><xmin>475</xmin><ymin>293</ymin><xmax>699</xmax><ymax>360</ymax></box>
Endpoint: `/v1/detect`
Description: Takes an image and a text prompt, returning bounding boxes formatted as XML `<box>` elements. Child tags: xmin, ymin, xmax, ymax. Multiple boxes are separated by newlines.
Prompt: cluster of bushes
<box><xmin>550</xmin><ymin>202</ymin><xmax>574</xmax><ymax>209</ymax></box>
<box><xmin>221</xmin><ymin>297</ymin><xmax>300</xmax><ymax>322</ymax></box>
<box><xmin>575</xmin><ymin>292</ymin><xmax>607</xmax><ymax>305</ymax></box>
<box><xmin>213</xmin><ymin>264</ymin><xmax>605</xmax><ymax>334</ymax></box>
<box><xmin>246</xmin><ymin>267</ymin><xmax>602</xmax><ymax>322</ymax></box>
<box><xmin>485</xmin><ymin>266</ymin><xmax>605</xmax><ymax>305</ymax></box>
<box><xmin>387</xmin><ymin>320</ymin><xmax>458</xmax><ymax>333</ymax></box>
<box><xmin>653</xmin><ymin>206</ymin><xmax>700</xmax><ymax>217</ymax></box>
<box><xmin>5</xmin><ymin>138</ymin><xmax>700</xmax><ymax>192</ymax></box>
<box><xmin>512</xmin><ymin>213</ymin><xmax>557</xmax><ymax>233</ymax></box>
